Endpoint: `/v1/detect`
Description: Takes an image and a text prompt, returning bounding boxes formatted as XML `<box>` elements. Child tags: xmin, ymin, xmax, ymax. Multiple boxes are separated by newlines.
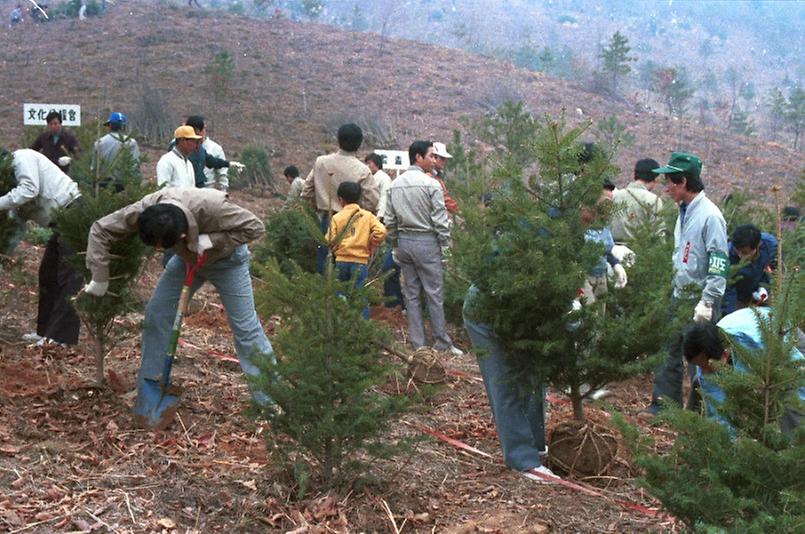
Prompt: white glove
<box><xmin>229</xmin><ymin>161</ymin><xmax>245</xmax><ymax>170</ymax></box>
<box><xmin>84</xmin><ymin>280</ymin><xmax>109</xmax><ymax>297</ymax></box>
<box><xmin>752</xmin><ymin>287</ymin><xmax>769</xmax><ymax>304</ymax></box>
<box><xmin>391</xmin><ymin>249</ymin><xmax>400</xmax><ymax>264</ymax></box>
<box><xmin>611</xmin><ymin>244</ymin><xmax>635</xmax><ymax>268</ymax></box>
<box><xmin>612</xmin><ymin>263</ymin><xmax>628</xmax><ymax>289</ymax></box>
<box><xmin>191</xmin><ymin>233</ymin><xmax>213</xmax><ymax>253</ymax></box>
<box><xmin>693</xmin><ymin>300</ymin><xmax>713</xmax><ymax>323</ymax></box>
<box><xmin>58</xmin><ymin>156</ymin><xmax>71</xmax><ymax>167</ymax></box>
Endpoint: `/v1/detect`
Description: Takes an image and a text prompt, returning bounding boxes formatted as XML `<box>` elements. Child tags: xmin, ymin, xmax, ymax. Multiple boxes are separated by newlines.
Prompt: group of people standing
<box><xmin>289</xmin><ymin>124</ymin><xmax>463</xmax><ymax>356</ymax></box>
<box><xmin>1</xmin><ymin>114</ymin><xmax>798</xmax><ymax>468</ymax></box>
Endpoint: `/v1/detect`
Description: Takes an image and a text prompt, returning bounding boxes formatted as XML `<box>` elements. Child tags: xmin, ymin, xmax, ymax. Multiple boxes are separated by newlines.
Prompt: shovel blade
<box><xmin>133</xmin><ymin>379</ymin><xmax>184</xmax><ymax>431</ymax></box>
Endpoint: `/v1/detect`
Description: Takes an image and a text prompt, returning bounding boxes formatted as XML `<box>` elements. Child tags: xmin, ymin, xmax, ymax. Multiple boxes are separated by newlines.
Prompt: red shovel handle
<box><xmin>183</xmin><ymin>251</ymin><xmax>208</xmax><ymax>286</ymax></box>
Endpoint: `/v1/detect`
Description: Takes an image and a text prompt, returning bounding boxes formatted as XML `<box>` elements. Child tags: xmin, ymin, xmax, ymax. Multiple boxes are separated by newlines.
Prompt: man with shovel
<box><xmin>83</xmin><ymin>188</ymin><xmax>274</xmax><ymax>427</ymax></box>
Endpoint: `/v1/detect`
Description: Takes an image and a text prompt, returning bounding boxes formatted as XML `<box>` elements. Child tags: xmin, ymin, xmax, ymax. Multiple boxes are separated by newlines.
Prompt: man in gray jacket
<box><xmin>385</xmin><ymin>140</ymin><xmax>461</xmax><ymax>355</ymax></box>
<box><xmin>642</xmin><ymin>153</ymin><xmax>728</xmax><ymax>416</ymax></box>
<box><xmin>93</xmin><ymin>112</ymin><xmax>141</xmax><ymax>190</ymax></box>
<box><xmin>0</xmin><ymin>149</ymin><xmax>83</xmax><ymax>346</ymax></box>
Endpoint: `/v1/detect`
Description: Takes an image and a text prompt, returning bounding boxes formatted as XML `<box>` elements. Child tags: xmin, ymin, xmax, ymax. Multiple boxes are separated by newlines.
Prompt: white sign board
<box><xmin>373</xmin><ymin>149</ymin><xmax>409</xmax><ymax>171</ymax></box>
<box><xmin>23</xmin><ymin>103</ymin><xmax>81</xmax><ymax>126</ymax></box>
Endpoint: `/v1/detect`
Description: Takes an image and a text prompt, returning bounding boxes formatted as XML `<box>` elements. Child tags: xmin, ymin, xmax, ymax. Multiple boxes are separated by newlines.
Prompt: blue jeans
<box><xmin>141</xmin><ymin>245</ymin><xmax>274</xmax><ymax>404</ymax></box>
<box><xmin>381</xmin><ymin>246</ymin><xmax>403</xmax><ymax>308</ymax></box>
<box><xmin>335</xmin><ymin>261</ymin><xmax>369</xmax><ymax>319</ymax></box>
<box><xmin>463</xmin><ymin>288</ymin><xmax>546</xmax><ymax>471</ymax></box>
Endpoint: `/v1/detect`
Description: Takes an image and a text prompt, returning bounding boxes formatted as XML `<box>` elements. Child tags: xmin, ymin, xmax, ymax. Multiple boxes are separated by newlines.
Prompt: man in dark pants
<box><xmin>640</xmin><ymin>153</ymin><xmax>728</xmax><ymax>418</ymax></box>
<box><xmin>0</xmin><ymin>149</ymin><xmax>83</xmax><ymax>346</ymax></box>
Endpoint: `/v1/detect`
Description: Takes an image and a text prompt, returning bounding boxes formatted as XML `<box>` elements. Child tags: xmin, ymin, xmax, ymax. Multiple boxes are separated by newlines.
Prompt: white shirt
<box><xmin>0</xmin><ymin>149</ymin><xmax>80</xmax><ymax>227</ymax></box>
<box><xmin>202</xmin><ymin>137</ymin><xmax>228</xmax><ymax>190</ymax></box>
<box><xmin>373</xmin><ymin>169</ymin><xmax>392</xmax><ymax>219</ymax></box>
<box><xmin>156</xmin><ymin>148</ymin><xmax>195</xmax><ymax>189</ymax></box>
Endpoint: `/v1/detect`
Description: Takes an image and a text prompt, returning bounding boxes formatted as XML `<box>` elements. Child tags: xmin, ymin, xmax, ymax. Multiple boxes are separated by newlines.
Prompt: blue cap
<box><xmin>105</xmin><ymin>112</ymin><xmax>126</xmax><ymax>126</ymax></box>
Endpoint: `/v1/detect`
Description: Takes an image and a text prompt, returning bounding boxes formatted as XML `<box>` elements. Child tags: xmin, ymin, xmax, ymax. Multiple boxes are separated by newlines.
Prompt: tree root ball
<box><xmin>547</xmin><ymin>420</ymin><xmax>618</xmax><ymax>477</ymax></box>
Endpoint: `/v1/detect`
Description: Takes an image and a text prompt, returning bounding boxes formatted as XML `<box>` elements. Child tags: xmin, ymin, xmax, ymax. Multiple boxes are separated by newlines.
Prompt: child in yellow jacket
<box><xmin>326</xmin><ymin>181</ymin><xmax>386</xmax><ymax>318</ymax></box>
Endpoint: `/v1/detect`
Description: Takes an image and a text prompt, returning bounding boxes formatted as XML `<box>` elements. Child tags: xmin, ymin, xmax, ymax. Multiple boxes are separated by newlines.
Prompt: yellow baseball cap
<box><xmin>174</xmin><ymin>125</ymin><xmax>202</xmax><ymax>140</ymax></box>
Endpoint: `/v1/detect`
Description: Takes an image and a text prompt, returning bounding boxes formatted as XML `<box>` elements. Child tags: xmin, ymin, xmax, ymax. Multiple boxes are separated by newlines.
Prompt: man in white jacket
<box><xmin>0</xmin><ymin>149</ymin><xmax>83</xmax><ymax>346</ymax></box>
<box><xmin>156</xmin><ymin>126</ymin><xmax>201</xmax><ymax>189</ymax></box>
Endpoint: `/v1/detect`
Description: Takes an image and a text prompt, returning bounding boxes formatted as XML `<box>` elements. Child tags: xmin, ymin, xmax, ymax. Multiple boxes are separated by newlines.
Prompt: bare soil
<box><xmin>0</xmin><ymin>191</ymin><xmax>686</xmax><ymax>533</ymax></box>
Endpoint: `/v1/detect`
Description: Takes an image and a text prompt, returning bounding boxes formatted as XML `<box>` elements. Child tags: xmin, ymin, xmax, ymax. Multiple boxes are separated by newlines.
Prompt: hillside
<box><xmin>0</xmin><ymin>0</ymin><xmax>800</xmax><ymax>201</ymax></box>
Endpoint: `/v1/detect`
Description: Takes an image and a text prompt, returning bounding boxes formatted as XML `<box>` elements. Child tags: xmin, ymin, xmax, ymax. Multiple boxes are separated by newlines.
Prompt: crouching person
<box><xmin>84</xmin><ymin>187</ymin><xmax>275</xmax><ymax>408</ymax></box>
<box><xmin>683</xmin><ymin>306</ymin><xmax>803</xmax><ymax>434</ymax></box>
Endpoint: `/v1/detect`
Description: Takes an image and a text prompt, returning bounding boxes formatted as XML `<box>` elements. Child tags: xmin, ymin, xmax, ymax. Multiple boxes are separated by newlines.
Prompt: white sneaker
<box><xmin>35</xmin><ymin>337</ymin><xmax>65</xmax><ymax>348</ymax></box>
<box><xmin>447</xmin><ymin>345</ymin><xmax>463</xmax><ymax>356</ymax></box>
<box><xmin>22</xmin><ymin>332</ymin><xmax>43</xmax><ymax>343</ymax></box>
<box><xmin>523</xmin><ymin>465</ymin><xmax>558</xmax><ymax>484</ymax></box>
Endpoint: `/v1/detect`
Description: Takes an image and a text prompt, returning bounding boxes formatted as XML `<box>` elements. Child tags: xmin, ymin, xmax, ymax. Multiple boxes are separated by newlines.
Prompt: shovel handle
<box><xmin>159</xmin><ymin>252</ymin><xmax>209</xmax><ymax>387</ymax></box>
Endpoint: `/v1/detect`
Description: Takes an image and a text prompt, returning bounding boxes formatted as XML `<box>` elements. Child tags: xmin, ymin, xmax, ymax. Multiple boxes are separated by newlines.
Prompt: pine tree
<box><xmin>599</xmin><ymin>31</ymin><xmax>636</xmax><ymax>95</ymax></box>
<box><xmin>652</xmin><ymin>66</ymin><xmax>695</xmax><ymax>116</ymax></box>
<box><xmin>452</xmin><ymin>108</ymin><xmax>679</xmax><ymax>423</ymax></box>
<box><xmin>766</xmin><ymin>87</ymin><xmax>788</xmax><ymax>139</ymax></box>
<box><xmin>618</xmin><ymin>265</ymin><xmax>804</xmax><ymax>531</ymax></box>
<box><xmin>0</xmin><ymin>151</ymin><xmax>27</xmax><ymax>256</ymax></box>
<box><xmin>785</xmin><ymin>87</ymin><xmax>804</xmax><ymax>150</ymax></box>
<box><xmin>251</xmin><ymin>204</ymin><xmax>320</xmax><ymax>275</ymax></box>
<box><xmin>248</xmin><ymin>258</ymin><xmax>410</xmax><ymax>491</ymax></box>
<box><xmin>52</xmin><ymin>137</ymin><xmax>154</xmax><ymax>385</ymax></box>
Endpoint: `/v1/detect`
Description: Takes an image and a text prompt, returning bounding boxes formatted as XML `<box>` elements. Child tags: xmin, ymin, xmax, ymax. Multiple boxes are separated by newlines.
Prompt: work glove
<box><xmin>611</xmin><ymin>263</ymin><xmax>628</xmax><ymax>289</ymax></box>
<box><xmin>58</xmin><ymin>156</ymin><xmax>71</xmax><ymax>167</ymax></box>
<box><xmin>189</xmin><ymin>233</ymin><xmax>213</xmax><ymax>254</ymax></box>
<box><xmin>693</xmin><ymin>300</ymin><xmax>713</xmax><ymax>323</ymax></box>
<box><xmin>611</xmin><ymin>244</ymin><xmax>635</xmax><ymax>268</ymax></box>
<box><xmin>441</xmin><ymin>245</ymin><xmax>449</xmax><ymax>265</ymax></box>
<box><xmin>229</xmin><ymin>161</ymin><xmax>245</xmax><ymax>170</ymax></box>
<box><xmin>84</xmin><ymin>280</ymin><xmax>109</xmax><ymax>297</ymax></box>
<box><xmin>566</xmin><ymin>298</ymin><xmax>583</xmax><ymax>332</ymax></box>
<box><xmin>391</xmin><ymin>249</ymin><xmax>400</xmax><ymax>265</ymax></box>
<box><xmin>752</xmin><ymin>287</ymin><xmax>769</xmax><ymax>304</ymax></box>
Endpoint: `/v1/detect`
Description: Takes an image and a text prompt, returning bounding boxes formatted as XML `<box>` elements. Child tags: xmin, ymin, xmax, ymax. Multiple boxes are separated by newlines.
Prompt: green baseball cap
<box><xmin>653</xmin><ymin>152</ymin><xmax>702</xmax><ymax>179</ymax></box>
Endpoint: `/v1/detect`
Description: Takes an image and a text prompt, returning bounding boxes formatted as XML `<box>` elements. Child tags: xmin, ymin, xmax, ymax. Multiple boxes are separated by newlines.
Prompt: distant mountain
<box><xmin>0</xmin><ymin>1</ymin><xmax>799</xmax><ymax>200</ymax></box>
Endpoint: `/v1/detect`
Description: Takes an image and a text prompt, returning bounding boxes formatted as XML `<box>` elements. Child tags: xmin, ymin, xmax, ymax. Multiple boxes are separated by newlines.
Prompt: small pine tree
<box><xmin>652</xmin><ymin>66</ymin><xmax>695</xmax><ymax>115</ymax></box>
<box><xmin>0</xmin><ymin>151</ymin><xmax>27</xmax><ymax>255</ymax></box>
<box><xmin>599</xmin><ymin>31</ymin><xmax>636</xmax><ymax>95</ymax></box>
<box><xmin>205</xmin><ymin>51</ymin><xmax>235</xmax><ymax>103</ymax></box>
<box><xmin>232</xmin><ymin>145</ymin><xmax>275</xmax><ymax>193</ymax></box>
<box><xmin>453</xmin><ymin>108</ymin><xmax>679</xmax><ymax>422</ymax></box>
<box><xmin>729</xmin><ymin>109</ymin><xmax>756</xmax><ymax>136</ymax></box>
<box><xmin>618</xmin><ymin>266</ymin><xmax>804</xmax><ymax>531</ymax></box>
<box><xmin>251</xmin><ymin>205</ymin><xmax>319</xmax><ymax>275</ymax></box>
<box><xmin>53</xmin><ymin>144</ymin><xmax>154</xmax><ymax>385</ymax></box>
<box><xmin>785</xmin><ymin>87</ymin><xmax>804</xmax><ymax>150</ymax></box>
<box><xmin>248</xmin><ymin>258</ymin><xmax>410</xmax><ymax>491</ymax></box>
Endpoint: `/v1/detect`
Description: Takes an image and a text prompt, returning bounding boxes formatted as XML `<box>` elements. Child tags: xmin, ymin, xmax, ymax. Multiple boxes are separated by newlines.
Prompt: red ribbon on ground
<box><xmin>178</xmin><ymin>339</ymin><xmax>239</xmax><ymax>363</ymax></box>
<box><xmin>416</xmin><ymin>424</ymin><xmax>667</xmax><ymax>520</ymax></box>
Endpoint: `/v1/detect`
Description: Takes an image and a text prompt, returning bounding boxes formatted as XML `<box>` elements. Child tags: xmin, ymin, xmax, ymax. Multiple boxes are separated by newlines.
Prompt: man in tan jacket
<box><xmin>611</xmin><ymin>158</ymin><xmax>665</xmax><ymax>243</ymax></box>
<box><xmin>84</xmin><ymin>188</ymin><xmax>274</xmax><ymax>406</ymax></box>
<box><xmin>301</xmin><ymin>123</ymin><xmax>378</xmax><ymax>272</ymax></box>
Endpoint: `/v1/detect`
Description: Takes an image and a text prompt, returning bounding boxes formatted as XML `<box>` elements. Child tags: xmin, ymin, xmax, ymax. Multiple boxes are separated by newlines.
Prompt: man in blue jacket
<box><xmin>683</xmin><ymin>306</ymin><xmax>803</xmax><ymax>433</ymax></box>
<box><xmin>721</xmin><ymin>224</ymin><xmax>777</xmax><ymax>316</ymax></box>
